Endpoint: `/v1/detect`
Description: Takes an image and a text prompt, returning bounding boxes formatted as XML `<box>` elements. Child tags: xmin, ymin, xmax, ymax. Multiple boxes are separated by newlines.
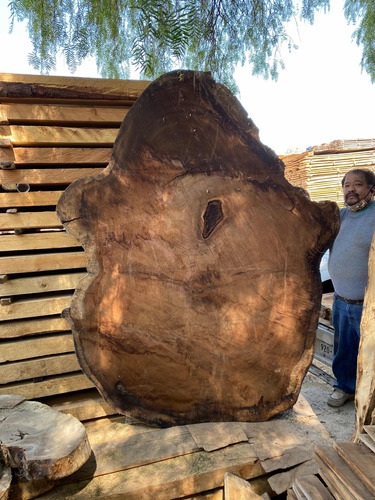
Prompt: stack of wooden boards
<box><xmin>287</xmin><ymin>426</ymin><xmax>375</xmax><ymax>499</ymax></box>
<box><xmin>282</xmin><ymin>138</ymin><xmax>375</xmax><ymax>205</ymax></box>
<box><xmin>0</xmin><ymin>73</ymin><xmax>149</xmax><ymax>418</ymax></box>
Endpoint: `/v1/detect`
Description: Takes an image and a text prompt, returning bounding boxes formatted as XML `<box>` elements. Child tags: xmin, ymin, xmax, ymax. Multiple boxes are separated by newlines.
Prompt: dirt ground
<box><xmin>295</xmin><ymin>359</ymin><xmax>355</xmax><ymax>443</ymax></box>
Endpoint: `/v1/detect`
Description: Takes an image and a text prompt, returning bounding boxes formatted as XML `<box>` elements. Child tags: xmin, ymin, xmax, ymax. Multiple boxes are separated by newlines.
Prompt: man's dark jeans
<box><xmin>331</xmin><ymin>295</ymin><xmax>363</xmax><ymax>394</ymax></box>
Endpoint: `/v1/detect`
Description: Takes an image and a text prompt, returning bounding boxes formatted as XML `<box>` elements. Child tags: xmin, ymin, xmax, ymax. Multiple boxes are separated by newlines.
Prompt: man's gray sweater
<box><xmin>328</xmin><ymin>202</ymin><xmax>375</xmax><ymax>300</ymax></box>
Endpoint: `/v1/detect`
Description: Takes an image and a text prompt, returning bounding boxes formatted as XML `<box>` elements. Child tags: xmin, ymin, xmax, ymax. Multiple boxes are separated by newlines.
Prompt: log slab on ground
<box><xmin>57</xmin><ymin>70</ymin><xmax>340</xmax><ymax>426</ymax></box>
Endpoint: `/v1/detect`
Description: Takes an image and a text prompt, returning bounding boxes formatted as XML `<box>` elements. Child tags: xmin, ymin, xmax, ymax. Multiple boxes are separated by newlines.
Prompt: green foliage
<box><xmin>345</xmin><ymin>0</ymin><xmax>375</xmax><ymax>83</ymax></box>
<box><xmin>12</xmin><ymin>0</ymin><xmax>365</xmax><ymax>88</ymax></box>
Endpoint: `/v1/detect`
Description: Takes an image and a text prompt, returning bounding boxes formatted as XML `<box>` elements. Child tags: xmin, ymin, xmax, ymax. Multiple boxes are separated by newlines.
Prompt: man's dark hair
<box><xmin>342</xmin><ymin>168</ymin><xmax>375</xmax><ymax>188</ymax></box>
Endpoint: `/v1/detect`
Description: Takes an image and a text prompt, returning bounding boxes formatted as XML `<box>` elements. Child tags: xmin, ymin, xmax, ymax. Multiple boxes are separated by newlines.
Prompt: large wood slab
<box><xmin>57</xmin><ymin>70</ymin><xmax>339</xmax><ymax>425</ymax></box>
<box><xmin>355</xmin><ymin>233</ymin><xmax>375</xmax><ymax>438</ymax></box>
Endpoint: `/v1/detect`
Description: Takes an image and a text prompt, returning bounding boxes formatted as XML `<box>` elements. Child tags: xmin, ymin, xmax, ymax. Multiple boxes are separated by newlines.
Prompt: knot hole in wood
<box><xmin>202</xmin><ymin>200</ymin><xmax>224</xmax><ymax>239</ymax></box>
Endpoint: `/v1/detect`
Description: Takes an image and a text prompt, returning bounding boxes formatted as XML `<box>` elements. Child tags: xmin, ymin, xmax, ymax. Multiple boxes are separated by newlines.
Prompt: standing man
<box><xmin>328</xmin><ymin>168</ymin><xmax>375</xmax><ymax>407</ymax></box>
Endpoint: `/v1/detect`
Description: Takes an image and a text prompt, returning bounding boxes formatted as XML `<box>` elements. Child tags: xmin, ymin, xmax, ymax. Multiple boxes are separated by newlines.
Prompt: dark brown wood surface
<box><xmin>57</xmin><ymin>70</ymin><xmax>339</xmax><ymax>426</ymax></box>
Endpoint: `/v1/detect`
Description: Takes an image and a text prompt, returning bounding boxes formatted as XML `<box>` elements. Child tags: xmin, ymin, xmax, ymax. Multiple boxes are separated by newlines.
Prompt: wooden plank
<box><xmin>267</xmin><ymin>460</ymin><xmax>319</xmax><ymax>496</ymax></box>
<box><xmin>0</xmin><ymin>167</ymin><xmax>103</xmax><ymax>185</ymax></box>
<box><xmin>317</xmin><ymin>468</ymin><xmax>355</xmax><ymax>500</ymax></box>
<box><xmin>358</xmin><ymin>434</ymin><xmax>375</xmax><ymax>454</ymax></box>
<box><xmin>294</xmin><ymin>475</ymin><xmax>334</xmax><ymax>500</ymax></box>
<box><xmin>0</xmin><ymin>373</ymin><xmax>94</xmax><ymax>399</ymax></box>
<box><xmin>334</xmin><ymin>442</ymin><xmax>375</xmax><ymax>495</ymax></box>
<box><xmin>64</xmin><ymin>425</ymin><xmax>201</xmax><ymax>483</ymax></box>
<box><xmin>12</xmin><ymin>147</ymin><xmax>112</xmax><ymax>165</ymax></box>
<box><xmin>187</xmin><ymin>422</ymin><xmax>248</xmax><ymax>452</ymax></box>
<box><xmin>0</xmin><ymin>272</ymin><xmax>85</xmax><ymax>296</ymax></box>
<box><xmin>0</xmin><ymin>353</ymin><xmax>80</xmax><ymax>384</ymax></box>
<box><xmin>364</xmin><ymin>425</ymin><xmax>375</xmax><ymax>444</ymax></box>
<box><xmin>47</xmin><ymin>390</ymin><xmax>119</xmax><ymax>422</ymax></box>
<box><xmin>0</xmin><ymin>211</ymin><xmax>61</xmax><ymax>230</ymax></box>
<box><xmin>0</xmin><ymin>333</ymin><xmax>74</xmax><ymax>362</ymax></box>
<box><xmin>0</xmin><ymin>294</ymin><xmax>72</xmax><ymax>321</ymax></box>
<box><xmin>0</xmin><ymin>103</ymin><xmax>128</xmax><ymax>125</ymax></box>
<box><xmin>0</xmin><ymin>251</ymin><xmax>86</xmax><ymax>274</ymax></box>
<box><xmin>39</xmin><ymin>442</ymin><xmax>264</xmax><ymax>500</ymax></box>
<box><xmin>315</xmin><ymin>445</ymin><xmax>373</xmax><ymax>500</ymax></box>
<box><xmin>224</xmin><ymin>472</ymin><xmax>264</xmax><ymax>499</ymax></box>
<box><xmin>0</xmin><ymin>125</ymin><xmax>118</xmax><ymax>146</ymax></box>
<box><xmin>0</xmin><ymin>316</ymin><xmax>69</xmax><ymax>339</ymax></box>
<box><xmin>0</xmin><ymin>73</ymin><xmax>150</xmax><ymax>102</ymax></box>
<box><xmin>0</xmin><ymin>190</ymin><xmax>63</xmax><ymax>207</ymax></box>
<box><xmin>0</xmin><ymin>231</ymin><xmax>80</xmax><ymax>251</ymax></box>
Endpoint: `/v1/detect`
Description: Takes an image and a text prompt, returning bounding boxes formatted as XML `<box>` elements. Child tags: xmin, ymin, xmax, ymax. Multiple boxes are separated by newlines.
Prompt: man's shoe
<box><xmin>327</xmin><ymin>389</ymin><xmax>354</xmax><ymax>407</ymax></box>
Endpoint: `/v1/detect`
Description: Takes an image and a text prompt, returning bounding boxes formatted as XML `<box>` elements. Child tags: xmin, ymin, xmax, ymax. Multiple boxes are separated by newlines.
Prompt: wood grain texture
<box><xmin>355</xmin><ymin>232</ymin><xmax>375</xmax><ymax>439</ymax></box>
<box><xmin>0</xmin><ymin>373</ymin><xmax>94</xmax><ymax>399</ymax></box>
<box><xmin>315</xmin><ymin>445</ymin><xmax>373</xmax><ymax>500</ymax></box>
<box><xmin>334</xmin><ymin>442</ymin><xmax>375</xmax><ymax>495</ymax></box>
<box><xmin>0</xmin><ymin>73</ymin><xmax>149</xmax><ymax>102</ymax></box>
<box><xmin>0</xmin><ymin>167</ymin><xmax>103</xmax><ymax>185</ymax></box>
<box><xmin>0</xmin><ymin>272</ymin><xmax>85</xmax><ymax>297</ymax></box>
<box><xmin>0</xmin><ymin>251</ymin><xmax>86</xmax><ymax>275</ymax></box>
<box><xmin>0</xmin><ymin>191</ymin><xmax>63</xmax><ymax>208</ymax></box>
<box><xmin>12</xmin><ymin>147</ymin><xmax>112</xmax><ymax>165</ymax></box>
<box><xmin>224</xmin><ymin>472</ymin><xmax>264</xmax><ymax>499</ymax></box>
<box><xmin>0</xmin><ymin>211</ymin><xmax>61</xmax><ymax>230</ymax></box>
<box><xmin>0</xmin><ymin>103</ymin><xmax>128</xmax><ymax>125</ymax></box>
<box><xmin>57</xmin><ymin>70</ymin><xmax>339</xmax><ymax>426</ymax></box>
<box><xmin>0</xmin><ymin>316</ymin><xmax>69</xmax><ymax>339</ymax></box>
<box><xmin>0</xmin><ymin>398</ymin><xmax>90</xmax><ymax>481</ymax></box>
<box><xmin>0</xmin><ymin>232</ymin><xmax>79</xmax><ymax>251</ymax></box>
<box><xmin>0</xmin><ymin>333</ymin><xmax>74</xmax><ymax>362</ymax></box>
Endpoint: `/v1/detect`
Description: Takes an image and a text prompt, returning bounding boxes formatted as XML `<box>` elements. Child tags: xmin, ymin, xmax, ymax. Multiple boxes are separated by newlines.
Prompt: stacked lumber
<box><xmin>282</xmin><ymin>139</ymin><xmax>375</xmax><ymax>205</ymax></box>
<box><xmin>0</xmin><ymin>73</ymin><xmax>149</xmax><ymax>418</ymax></box>
<box><xmin>312</xmin><ymin>428</ymin><xmax>375</xmax><ymax>499</ymax></box>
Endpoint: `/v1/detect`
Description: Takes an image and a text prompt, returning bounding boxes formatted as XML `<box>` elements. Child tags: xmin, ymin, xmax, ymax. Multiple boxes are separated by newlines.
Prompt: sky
<box><xmin>0</xmin><ymin>0</ymin><xmax>374</xmax><ymax>155</ymax></box>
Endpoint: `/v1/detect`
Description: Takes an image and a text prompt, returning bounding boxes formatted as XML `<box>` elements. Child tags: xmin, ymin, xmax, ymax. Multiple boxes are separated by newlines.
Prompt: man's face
<box><xmin>343</xmin><ymin>172</ymin><xmax>373</xmax><ymax>206</ymax></box>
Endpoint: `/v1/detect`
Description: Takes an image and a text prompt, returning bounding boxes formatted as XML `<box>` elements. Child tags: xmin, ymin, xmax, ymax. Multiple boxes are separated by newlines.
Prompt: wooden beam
<box><xmin>0</xmin><ymin>272</ymin><xmax>85</xmax><ymax>297</ymax></box>
<box><xmin>0</xmin><ymin>251</ymin><xmax>86</xmax><ymax>274</ymax></box>
<box><xmin>0</xmin><ymin>353</ymin><xmax>80</xmax><ymax>384</ymax></box>
<box><xmin>0</xmin><ymin>373</ymin><xmax>94</xmax><ymax>399</ymax></box>
<box><xmin>0</xmin><ymin>211</ymin><xmax>61</xmax><ymax>230</ymax></box>
<box><xmin>0</xmin><ymin>167</ymin><xmax>103</xmax><ymax>185</ymax></box>
<box><xmin>0</xmin><ymin>294</ymin><xmax>73</xmax><ymax>321</ymax></box>
<box><xmin>0</xmin><ymin>103</ymin><xmax>128</xmax><ymax>125</ymax></box>
<box><xmin>0</xmin><ymin>333</ymin><xmax>74</xmax><ymax>362</ymax></box>
<box><xmin>12</xmin><ymin>147</ymin><xmax>112</xmax><ymax>165</ymax></box>
<box><xmin>0</xmin><ymin>73</ymin><xmax>150</xmax><ymax>103</ymax></box>
<box><xmin>0</xmin><ymin>190</ymin><xmax>63</xmax><ymax>208</ymax></box>
<box><xmin>0</xmin><ymin>231</ymin><xmax>80</xmax><ymax>251</ymax></box>
<box><xmin>0</xmin><ymin>125</ymin><xmax>118</xmax><ymax>146</ymax></box>
<box><xmin>1</xmin><ymin>316</ymin><xmax>69</xmax><ymax>339</ymax></box>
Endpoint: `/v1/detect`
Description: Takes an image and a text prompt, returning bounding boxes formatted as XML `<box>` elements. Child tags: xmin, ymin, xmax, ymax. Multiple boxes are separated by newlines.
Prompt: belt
<box><xmin>336</xmin><ymin>294</ymin><xmax>364</xmax><ymax>305</ymax></box>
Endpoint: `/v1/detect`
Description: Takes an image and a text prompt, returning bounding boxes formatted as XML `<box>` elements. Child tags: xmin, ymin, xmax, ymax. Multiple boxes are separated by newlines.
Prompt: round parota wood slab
<box><xmin>57</xmin><ymin>70</ymin><xmax>339</xmax><ymax>426</ymax></box>
<box><xmin>0</xmin><ymin>396</ymin><xmax>90</xmax><ymax>483</ymax></box>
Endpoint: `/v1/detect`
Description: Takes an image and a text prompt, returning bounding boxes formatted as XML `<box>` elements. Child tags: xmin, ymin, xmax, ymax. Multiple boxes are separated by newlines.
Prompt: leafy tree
<box><xmin>7</xmin><ymin>0</ymin><xmax>373</xmax><ymax>89</ymax></box>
